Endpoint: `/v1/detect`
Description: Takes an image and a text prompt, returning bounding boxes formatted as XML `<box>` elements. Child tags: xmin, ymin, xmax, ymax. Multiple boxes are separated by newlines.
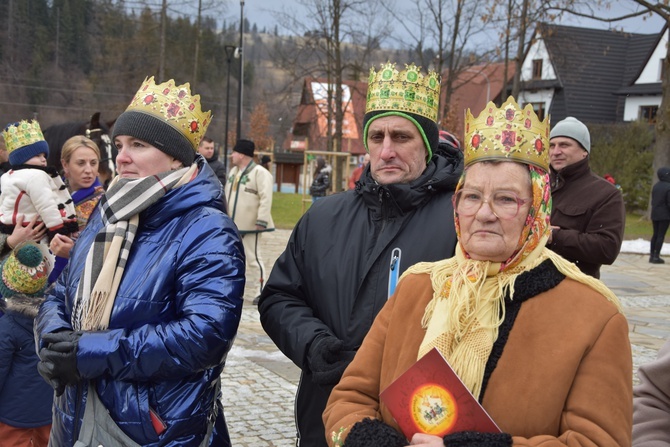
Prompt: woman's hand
<box><xmin>50</xmin><ymin>233</ymin><xmax>74</xmax><ymax>258</ymax></box>
<box><xmin>7</xmin><ymin>215</ymin><xmax>47</xmax><ymax>249</ymax></box>
<box><xmin>409</xmin><ymin>433</ymin><xmax>444</xmax><ymax>446</ymax></box>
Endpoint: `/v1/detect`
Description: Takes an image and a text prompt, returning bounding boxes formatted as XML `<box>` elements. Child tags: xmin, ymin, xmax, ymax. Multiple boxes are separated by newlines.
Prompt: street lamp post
<box><xmin>236</xmin><ymin>0</ymin><xmax>245</xmax><ymax>141</ymax></box>
<box><xmin>223</xmin><ymin>45</ymin><xmax>237</xmax><ymax>174</ymax></box>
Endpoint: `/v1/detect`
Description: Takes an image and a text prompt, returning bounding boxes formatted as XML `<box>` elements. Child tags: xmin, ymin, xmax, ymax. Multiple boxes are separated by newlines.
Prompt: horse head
<box><xmin>84</xmin><ymin>112</ymin><xmax>117</xmax><ymax>186</ymax></box>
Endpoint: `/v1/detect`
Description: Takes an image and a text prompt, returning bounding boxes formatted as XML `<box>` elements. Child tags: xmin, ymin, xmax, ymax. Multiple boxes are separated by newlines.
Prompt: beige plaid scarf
<box><xmin>72</xmin><ymin>165</ymin><xmax>197</xmax><ymax>331</ymax></box>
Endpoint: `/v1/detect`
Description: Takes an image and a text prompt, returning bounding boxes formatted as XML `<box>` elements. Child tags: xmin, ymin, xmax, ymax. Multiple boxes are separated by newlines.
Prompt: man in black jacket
<box><xmin>197</xmin><ymin>136</ymin><xmax>227</xmax><ymax>187</ymax></box>
<box><xmin>258</xmin><ymin>63</ymin><xmax>463</xmax><ymax>447</ymax></box>
<box><xmin>650</xmin><ymin>166</ymin><xmax>670</xmax><ymax>263</ymax></box>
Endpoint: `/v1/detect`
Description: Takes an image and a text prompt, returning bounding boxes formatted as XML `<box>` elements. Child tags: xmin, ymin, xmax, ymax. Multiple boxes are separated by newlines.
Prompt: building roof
<box><xmin>531</xmin><ymin>23</ymin><xmax>658</xmax><ymax>123</ymax></box>
<box><xmin>616</xmin><ymin>82</ymin><xmax>663</xmax><ymax>96</ymax></box>
<box><xmin>282</xmin><ymin>77</ymin><xmax>367</xmax><ymax>155</ymax></box>
<box><xmin>442</xmin><ymin>62</ymin><xmax>516</xmax><ymax>141</ymax></box>
<box><xmin>620</xmin><ymin>25</ymin><xmax>667</xmax><ymax>92</ymax></box>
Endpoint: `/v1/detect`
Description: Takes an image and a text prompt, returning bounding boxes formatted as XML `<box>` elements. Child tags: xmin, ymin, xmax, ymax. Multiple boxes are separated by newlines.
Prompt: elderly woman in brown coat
<box><xmin>323</xmin><ymin>98</ymin><xmax>632</xmax><ymax>447</ymax></box>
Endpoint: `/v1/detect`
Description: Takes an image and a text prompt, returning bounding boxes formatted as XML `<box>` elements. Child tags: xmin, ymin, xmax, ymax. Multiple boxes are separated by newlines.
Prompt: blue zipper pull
<box><xmin>388</xmin><ymin>247</ymin><xmax>402</xmax><ymax>299</ymax></box>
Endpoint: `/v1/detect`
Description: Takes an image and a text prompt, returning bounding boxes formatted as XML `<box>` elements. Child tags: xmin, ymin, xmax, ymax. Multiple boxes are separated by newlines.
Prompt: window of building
<box><xmin>532</xmin><ymin>59</ymin><xmax>543</xmax><ymax>80</ymax></box>
<box><xmin>640</xmin><ymin>105</ymin><xmax>658</xmax><ymax>124</ymax></box>
<box><xmin>523</xmin><ymin>102</ymin><xmax>546</xmax><ymax>121</ymax></box>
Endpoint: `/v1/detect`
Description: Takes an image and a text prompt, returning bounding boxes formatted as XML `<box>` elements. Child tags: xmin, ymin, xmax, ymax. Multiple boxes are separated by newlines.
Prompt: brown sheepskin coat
<box><xmin>323</xmin><ymin>260</ymin><xmax>632</xmax><ymax>446</ymax></box>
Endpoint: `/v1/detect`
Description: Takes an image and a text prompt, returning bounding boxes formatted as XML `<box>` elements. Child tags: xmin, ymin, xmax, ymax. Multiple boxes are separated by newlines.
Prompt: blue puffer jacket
<box><xmin>0</xmin><ymin>295</ymin><xmax>54</xmax><ymax>428</ymax></box>
<box><xmin>35</xmin><ymin>158</ymin><xmax>245</xmax><ymax>446</ymax></box>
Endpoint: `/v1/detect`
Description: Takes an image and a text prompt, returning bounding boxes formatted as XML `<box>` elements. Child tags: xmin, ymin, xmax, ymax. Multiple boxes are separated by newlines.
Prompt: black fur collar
<box><xmin>9</xmin><ymin>164</ymin><xmax>59</xmax><ymax>176</ymax></box>
<box><xmin>480</xmin><ymin>259</ymin><xmax>565</xmax><ymax>399</ymax></box>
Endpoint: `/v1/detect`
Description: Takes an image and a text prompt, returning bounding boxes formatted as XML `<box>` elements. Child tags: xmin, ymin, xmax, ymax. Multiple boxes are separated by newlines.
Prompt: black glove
<box><xmin>37</xmin><ymin>360</ymin><xmax>66</xmax><ymax>397</ymax></box>
<box><xmin>443</xmin><ymin>431</ymin><xmax>513</xmax><ymax>447</ymax></box>
<box><xmin>307</xmin><ymin>335</ymin><xmax>356</xmax><ymax>386</ymax></box>
<box><xmin>343</xmin><ymin>418</ymin><xmax>407</xmax><ymax>447</ymax></box>
<box><xmin>37</xmin><ymin>331</ymin><xmax>82</xmax><ymax>395</ymax></box>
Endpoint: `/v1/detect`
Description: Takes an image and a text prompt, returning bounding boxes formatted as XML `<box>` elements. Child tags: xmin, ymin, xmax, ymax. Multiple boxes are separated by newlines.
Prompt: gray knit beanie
<box><xmin>550</xmin><ymin>117</ymin><xmax>591</xmax><ymax>153</ymax></box>
<box><xmin>112</xmin><ymin>110</ymin><xmax>195</xmax><ymax>165</ymax></box>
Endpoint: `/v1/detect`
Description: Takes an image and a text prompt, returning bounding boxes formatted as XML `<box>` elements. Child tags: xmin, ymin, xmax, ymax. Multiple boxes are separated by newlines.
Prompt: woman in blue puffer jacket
<box><xmin>34</xmin><ymin>77</ymin><xmax>245</xmax><ymax>446</ymax></box>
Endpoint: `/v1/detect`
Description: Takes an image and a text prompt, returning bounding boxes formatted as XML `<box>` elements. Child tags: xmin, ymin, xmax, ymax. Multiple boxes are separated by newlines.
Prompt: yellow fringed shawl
<box><xmin>405</xmin><ymin>237</ymin><xmax>622</xmax><ymax>400</ymax></box>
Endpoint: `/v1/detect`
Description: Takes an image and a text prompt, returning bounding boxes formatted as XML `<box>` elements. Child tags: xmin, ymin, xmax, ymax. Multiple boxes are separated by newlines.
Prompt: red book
<box><xmin>379</xmin><ymin>347</ymin><xmax>501</xmax><ymax>439</ymax></box>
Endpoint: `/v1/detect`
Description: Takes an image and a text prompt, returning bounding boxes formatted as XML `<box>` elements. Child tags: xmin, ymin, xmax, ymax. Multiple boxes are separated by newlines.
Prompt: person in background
<box><xmin>348</xmin><ymin>153</ymin><xmax>370</xmax><ymax>190</ymax></box>
<box><xmin>34</xmin><ymin>76</ymin><xmax>245</xmax><ymax>446</ymax></box>
<box><xmin>48</xmin><ymin>136</ymin><xmax>105</xmax><ymax>283</ymax></box>
<box><xmin>258</xmin><ymin>62</ymin><xmax>463</xmax><ymax>447</ymax></box>
<box><xmin>633</xmin><ymin>336</ymin><xmax>670</xmax><ymax>446</ymax></box>
<box><xmin>225</xmin><ymin>139</ymin><xmax>274</xmax><ymax>304</ymax></box>
<box><xmin>198</xmin><ymin>136</ymin><xmax>228</xmax><ymax>188</ymax></box>
<box><xmin>310</xmin><ymin>156</ymin><xmax>332</xmax><ymax>201</ymax></box>
<box><xmin>260</xmin><ymin>155</ymin><xmax>272</xmax><ymax>171</ymax></box>
<box><xmin>650</xmin><ymin>166</ymin><xmax>670</xmax><ymax>264</ymax></box>
<box><xmin>438</xmin><ymin>129</ymin><xmax>461</xmax><ymax>153</ymax></box>
<box><xmin>0</xmin><ymin>242</ymin><xmax>54</xmax><ymax>446</ymax></box>
<box><xmin>0</xmin><ymin>120</ymin><xmax>78</xmax><ymax>242</ymax></box>
<box><xmin>547</xmin><ymin>116</ymin><xmax>625</xmax><ymax>278</ymax></box>
<box><xmin>324</xmin><ymin>97</ymin><xmax>632</xmax><ymax>447</ymax></box>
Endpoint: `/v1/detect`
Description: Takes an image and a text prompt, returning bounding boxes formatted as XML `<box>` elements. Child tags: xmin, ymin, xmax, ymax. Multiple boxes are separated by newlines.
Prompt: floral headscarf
<box><xmin>453</xmin><ymin>164</ymin><xmax>552</xmax><ymax>272</ymax></box>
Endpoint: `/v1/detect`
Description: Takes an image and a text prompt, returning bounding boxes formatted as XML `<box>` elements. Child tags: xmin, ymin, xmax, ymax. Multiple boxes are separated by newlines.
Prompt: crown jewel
<box><xmin>2</xmin><ymin>120</ymin><xmax>45</xmax><ymax>154</ymax></box>
<box><xmin>366</xmin><ymin>62</ymin><xmax>441</xmax><ymax>122</ymax></box>
<box><xmin>464</xmin><ymin>96</ymin><xmax>550</xmax><ymax>171</ymax></box>
<box><xmin>124</xmin><ymin>76</ymin><xmax>212</xmax><ymax>150</ymax></box>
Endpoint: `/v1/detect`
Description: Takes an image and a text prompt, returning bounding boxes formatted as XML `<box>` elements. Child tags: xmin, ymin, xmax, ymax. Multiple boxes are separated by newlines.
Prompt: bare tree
<box><xmin>188</xmin><ymin>0</ymin><xmax>227</xmax><ymax>88</ymax></box>
<box><xmin>490</xmin><ymin>0</ymin><xmax>581</xmax><ymax>99</ymax></box>
<box><xmin>268</xmin><ymin>0</ymin><xmax>390</xmax><ymax>154</ymax></box>
<box><xmin>248</xmin><ymin>102</ymin><xmax>273</xmax><ymax>150</ymax></box>
<box><xmin>159</xmin><ymin>0</ymin><xmax>167</xmax><ymax>82</ymax></box>
<box><xmin>381</xmin><ymin>0</ymin><xmax>497</xmax><ymax>126</ymax></box>
<box><xmin>193</xmin><ymin>0</ymin><xmax>203</xmax><ymax>84</ymax></box>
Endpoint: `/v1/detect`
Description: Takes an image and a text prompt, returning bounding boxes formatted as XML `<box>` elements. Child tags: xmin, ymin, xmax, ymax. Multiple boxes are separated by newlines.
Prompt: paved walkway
<box><xmin>222</xmin><ymin>229</ymin><xmax>670</xmax><ymax>446</ymax></box>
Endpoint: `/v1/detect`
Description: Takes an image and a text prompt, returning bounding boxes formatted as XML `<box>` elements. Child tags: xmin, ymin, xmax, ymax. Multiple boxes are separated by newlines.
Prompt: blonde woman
<box><xmin>49</xmin><ymin>136</ymin><xmax>105</xmax><ymax>282</ymax></box>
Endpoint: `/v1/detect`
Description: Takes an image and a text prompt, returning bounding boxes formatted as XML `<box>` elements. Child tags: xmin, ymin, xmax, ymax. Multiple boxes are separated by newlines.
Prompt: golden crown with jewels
<box><xmin>2</xmin><ymin>120</ymin><xmax>45</xmax><ymax>153</ymax></box>
<box><xmin>125</xmin><ymin>76</ymin><xmax>212</xmax><ymax>149</ymax></box>
<box><xmin>464</xmin><ymin>96</ymin><xmax>550</xmax><ymax>171</ymax></box>
<box><xmin>366</xmin><ymin>62</ymin><xmax>441</xmax><ymax>122</ymax></box>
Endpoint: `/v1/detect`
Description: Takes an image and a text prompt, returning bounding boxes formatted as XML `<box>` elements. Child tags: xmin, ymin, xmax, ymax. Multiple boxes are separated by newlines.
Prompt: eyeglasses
<box><xmin>453</xmin><ymin>189</ymin><xmax>531</xmax><ymax>219</ymax></box>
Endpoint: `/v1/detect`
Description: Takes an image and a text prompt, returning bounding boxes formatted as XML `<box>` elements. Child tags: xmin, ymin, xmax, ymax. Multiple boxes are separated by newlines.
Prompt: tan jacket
<box><xmin>225</xmin><ymin>162</ymin><xmax>274</xmax><ymax>232</ymax></box>
<box><xmin>324</xmin><ymin>260</ymin><xmax>633</xmax><ymax>446</ymax></box>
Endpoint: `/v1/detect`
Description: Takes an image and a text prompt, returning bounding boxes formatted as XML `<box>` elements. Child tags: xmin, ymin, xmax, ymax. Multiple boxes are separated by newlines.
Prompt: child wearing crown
<box><xmin>0</xmin><ymin>120</ymin><xmax>78</xmax><ymax>243</ymax></box>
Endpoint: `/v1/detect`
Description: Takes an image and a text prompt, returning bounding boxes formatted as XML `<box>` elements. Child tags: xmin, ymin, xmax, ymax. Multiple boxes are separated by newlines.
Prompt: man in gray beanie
<box><xmin>548</xmin><ymin>116</ymin><xmax>625</xmax><ymax>278</ymax></box>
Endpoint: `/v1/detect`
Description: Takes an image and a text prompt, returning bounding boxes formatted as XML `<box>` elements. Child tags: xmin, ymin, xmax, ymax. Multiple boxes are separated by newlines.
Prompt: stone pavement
<box><xmin>221</xmin><ymin>228</ymin><xmax>670</xmax><ymax>447</ymax></box>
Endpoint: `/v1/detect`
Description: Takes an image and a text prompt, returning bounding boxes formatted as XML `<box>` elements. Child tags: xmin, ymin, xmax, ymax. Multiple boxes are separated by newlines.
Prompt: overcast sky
<box><xmin>235</xmin><ymin>0</ymin><xmax>666</xmax><ymax>39</ymax></box>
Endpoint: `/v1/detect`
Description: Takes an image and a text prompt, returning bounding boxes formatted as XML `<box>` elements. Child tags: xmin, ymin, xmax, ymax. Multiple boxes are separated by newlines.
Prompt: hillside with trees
<box><xmin>0</xmin><ymin>0</ymin><xmax>414</xmax><ymax>149</ymax></box>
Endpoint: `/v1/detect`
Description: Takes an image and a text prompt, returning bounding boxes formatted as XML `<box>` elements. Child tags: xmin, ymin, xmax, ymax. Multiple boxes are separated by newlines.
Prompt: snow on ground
<box><xmin>622</xmin><ymin>238</ymin><xmax>670</xmax><ymax>255</ymax></box>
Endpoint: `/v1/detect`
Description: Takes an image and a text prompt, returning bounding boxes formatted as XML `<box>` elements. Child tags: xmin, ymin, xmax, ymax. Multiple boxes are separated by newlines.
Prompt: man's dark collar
<box><xmin>551</xmin><ymin>156</ymin><xmax>590</xmax><ymax>179</ymax></box>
